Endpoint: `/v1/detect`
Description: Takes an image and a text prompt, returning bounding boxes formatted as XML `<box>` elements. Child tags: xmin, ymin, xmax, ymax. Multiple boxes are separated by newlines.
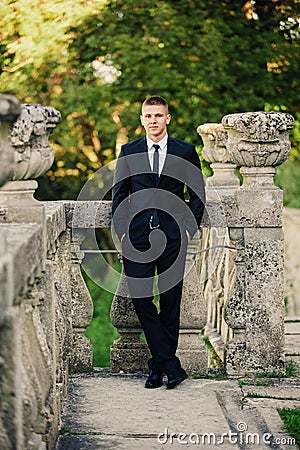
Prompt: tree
<box><xmin>1</xmin><ymin>0</ymin><xmax>299</xmax><ymax>200</ymax></box>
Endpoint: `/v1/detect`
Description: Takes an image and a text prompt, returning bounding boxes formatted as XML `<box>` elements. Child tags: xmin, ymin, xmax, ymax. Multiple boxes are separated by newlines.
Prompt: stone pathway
<box><xmin>56</xmin><ymin>321</ymin><xmax>300</xmax><ymax>450</ymax></box>
<box><xmin>56</xmin><ymin>373</ymin><xmax>300</xmax><ymax>450</ymax></box>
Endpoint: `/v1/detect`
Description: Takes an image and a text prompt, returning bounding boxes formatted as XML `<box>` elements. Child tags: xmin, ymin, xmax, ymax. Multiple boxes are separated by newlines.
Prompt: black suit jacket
<box><xmin>112</xmin><ymin>136</ymin><xmax>205</xmax><ymax>242</ymax></box>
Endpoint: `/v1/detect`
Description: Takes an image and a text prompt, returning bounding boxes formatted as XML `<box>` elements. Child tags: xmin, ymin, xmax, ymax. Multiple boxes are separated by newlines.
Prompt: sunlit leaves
<box><xmin>0</xmin><ymin>0</ymin><xmax>299</xmax><ymax>200</ymax></box>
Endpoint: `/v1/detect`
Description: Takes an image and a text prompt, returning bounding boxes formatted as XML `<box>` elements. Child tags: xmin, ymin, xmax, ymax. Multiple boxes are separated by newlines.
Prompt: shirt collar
<box><xmin>146</xmin><ymin>134</ymin><xmax>168</xmax><ymax>150</ymax></box>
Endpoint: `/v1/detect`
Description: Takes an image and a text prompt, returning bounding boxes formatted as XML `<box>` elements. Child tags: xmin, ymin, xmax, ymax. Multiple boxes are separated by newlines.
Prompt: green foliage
<box><xmin>277</xmin><ymin>408</ymin><xmax>300</xmax><ymax>447</ymax></box>
<box><xmin>83</xmin><ymin>268</ymin><xmax>120</xmax><ymax>368</ymax></box>
<box><xmin>1</xmin><ymin>0</ymin><xmax>300</xmax><ymax>200</ymax></box>
<box><xmin>275</xmin><ymin>158</ymin><xmax>300</xmax><ymax>208</ymax></box>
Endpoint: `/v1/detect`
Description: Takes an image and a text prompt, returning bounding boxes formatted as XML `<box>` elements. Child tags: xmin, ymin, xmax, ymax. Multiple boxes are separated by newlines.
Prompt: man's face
<box><xmin>140</xmin><ymin>104</ymin><xmax>171</xmax><ymax>142</ymax></box>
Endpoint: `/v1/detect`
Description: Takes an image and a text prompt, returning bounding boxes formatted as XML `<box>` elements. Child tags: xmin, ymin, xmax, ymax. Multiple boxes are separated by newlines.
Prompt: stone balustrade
<box><xmin>197</xmin><ymin>122</ymin><xmax>239</xmax><ymax>365</ymax></box>
<box><xmin>198</xmin><ymin>111</ymin><xmax>294</xmax><ymax>376</ymax></box>
<box><xmin>0</xmin><ymin>93</ymin><xmax>295</xmax><ymax>448</ymax></box>
<box><xmin>0</xmin><ymin>95</ymin><xmax>93</xmax><ymax>450</ymax></box>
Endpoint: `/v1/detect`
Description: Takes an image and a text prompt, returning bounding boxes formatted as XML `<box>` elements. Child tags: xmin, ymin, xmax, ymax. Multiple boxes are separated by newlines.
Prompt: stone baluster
<box><xmin>177</xmin><ymin>236</ymin><xmax>208</xmax><ymax>375</ymax></box>
<box><xmin>222</xmin><ymin>111</ymin><xmax>294</xmax><ymax>376</ymax></box>
<box><xmin>196</xmin><ymin>123</ymin><xmax>239</xmax><ymax>366</ymax></box>
<box><xmin>0</xmin><ymin>94</ymin><xmax>21</xmax><ymax>187</ymax></box>
<box><xmin>69</xmin><ymin>231</ymin><xmax>93</xmax><ymax>373</ymax></box>
<box><xmin>110</xmin><ymin>263</ymin><xmax>150</xmax><ymax>373</ymax></box>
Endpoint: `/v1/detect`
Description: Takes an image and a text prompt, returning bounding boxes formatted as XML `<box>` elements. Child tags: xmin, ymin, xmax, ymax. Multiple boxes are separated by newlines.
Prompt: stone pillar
<box><xmin>110</xmin><ymin>265</ymin><xmax>149</xmax><ymax>374</ymax></box>
<box><xmin>196</xmin><ymin>123</ymin><xmax>239</xmax><ymax>367</ymax></box>
<box><xmin>177</xmin><ymin>237</ymin><xmax>208</xmax><ymax>375</ymax></box>
<box><xmin>222</xmin><ymin>111</ymin><xmax>294</xmax><ymax>376</ymax></box>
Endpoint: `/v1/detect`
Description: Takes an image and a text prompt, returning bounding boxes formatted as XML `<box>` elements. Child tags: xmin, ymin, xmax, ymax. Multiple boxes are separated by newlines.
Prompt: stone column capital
<box><xmin>222</xmin><ymin>111</ymin><xmax>294</xmax><ymax>168</ymax></box>
<box><xmin>197</xmin><ymin>123</ymin><xmax>229</xmax><ymax>163</ymax></box>
<box><xmin>9</xmin><ymin>103</ymin><xmax>61</xmax><ymax>180</ymax></box>
<box><xmin>197</xmin><ymin>122</ymin><xmax>240</xmax><ymax>196</ymax></box>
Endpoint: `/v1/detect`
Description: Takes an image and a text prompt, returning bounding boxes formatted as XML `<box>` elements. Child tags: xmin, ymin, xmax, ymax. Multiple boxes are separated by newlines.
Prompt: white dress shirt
<box><xmin>146</xmin><ymin>134</ymin><xmax>168</xmax><ymax>176</ymax></box>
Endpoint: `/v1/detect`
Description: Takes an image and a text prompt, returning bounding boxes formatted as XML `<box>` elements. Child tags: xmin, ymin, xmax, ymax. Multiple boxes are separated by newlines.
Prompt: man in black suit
<box><xmin>112</xmin><ymin>96</ymin><xmax>205</xmax><ymax>389</ymax></box>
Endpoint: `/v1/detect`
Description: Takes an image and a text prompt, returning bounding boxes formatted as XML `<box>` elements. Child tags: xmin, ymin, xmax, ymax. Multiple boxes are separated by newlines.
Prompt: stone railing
<box><xmin>109</xmin><ymin>228</ymin><xmax>207</xmax><ymax>376</ymax></box>
<box><xmin>283</xmin><ymin>207</ymin><xmax>300</xmax><ymax>317</ymax></box>
<box><xmin>0</xmin><ymin>96</ymin><xmax>93</xmax><ymax>450</ymax></box>
<box><xmin>197</xmin><ymin>123</ymin><xmax>239</xmax><ymax>365</ymax></box>
<box><xmin>198</xmin><ymin>112</ymin><xmax>295</xmax><ymax>375</ymax></box>
<box><xmin>67</xmin><ymin>202</ymin><xmax>208</xmax><ymax>377</ymax></box>
<box><xmin>0</xmin><ymin>93</ymin><xmax>295</xmax><ymax>448</ymax></box>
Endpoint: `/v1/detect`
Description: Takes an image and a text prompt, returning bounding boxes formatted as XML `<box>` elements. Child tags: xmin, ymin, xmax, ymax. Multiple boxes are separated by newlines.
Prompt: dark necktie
<box><xmin>153</xmin><ymin>144</ymin><xmax>160</xmax><ymax>181</ymax></box>
<box><xmin>150</xmin><ymin>144</ymin><xmax>160</xmax><ymax>229</ymax></box>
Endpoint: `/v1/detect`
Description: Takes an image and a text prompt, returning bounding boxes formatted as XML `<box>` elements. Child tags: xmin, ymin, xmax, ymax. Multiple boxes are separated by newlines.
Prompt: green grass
<box><xmin>250</xmin><ymin>360</ymin><xmax>298</xmax><ymax>380</ymax></box>
<box><xmin>83</xmin><ymin>268</ymin><xmax>120</xmax><ymax>368</ymax></box>
<box><xmin>277</xmin><ymin>408</ymin><xmax>300</xmax><ymax>448</ymax></box>
<box><xmin>285</xmin><ymin>360</ymin><xmax>299</xmax><ymax>377</ymax></box>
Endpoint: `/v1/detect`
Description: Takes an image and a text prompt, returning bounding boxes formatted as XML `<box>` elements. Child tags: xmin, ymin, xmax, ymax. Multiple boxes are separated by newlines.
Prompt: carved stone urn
<box><xmin>197</xmin><ymin>123</ymin><xmax>240</xmax><ymax>197</ymax></box>
<box><xmin>9</xmin><ymin>103</ymin><xmax>61</xmax><ymax>181</ymax></box>
<box><xmin>0</xmin><ymin>103</ymin><xmax>61</xmax><ymax>206</ymax></box>
<box><xmin>222</xmin><ymin>111</ymin><xmax>294</xmax><ymax>189</ymax></box>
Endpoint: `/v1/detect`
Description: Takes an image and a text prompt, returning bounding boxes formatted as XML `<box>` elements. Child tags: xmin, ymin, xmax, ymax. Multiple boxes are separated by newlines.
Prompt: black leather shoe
<box><xmin>166</xmin><ymin>368</ymin><xmax>188</xmax><ymax>389</ymax></box>
<box><xmin>145</xmin><ymin>369</ymin><xmax>163</xmax><ymax>389</ymax></box>
<box><xmin>145</xmin><ymin>370</ymin><xmax>162</xmax><ymax>389</ymax></box>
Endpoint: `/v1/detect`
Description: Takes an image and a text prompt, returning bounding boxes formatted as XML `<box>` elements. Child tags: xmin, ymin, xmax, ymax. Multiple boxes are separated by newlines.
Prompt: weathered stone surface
<box><xmin>0</xmin><ymin>307</ymin><xmax>23</xmax><ymax>450</ymax></box>
<box><xmin>69</xmin><ymin>231</ymin><xmax>93</xmax><ymax>374</ymax></box>
<box><xmin>177</xmin><ymin>240</ymin><xmax>208</xmax><ymax>375</ymax></box>
<box><xmin>197</xmin><ymin>123</ymin><xmax>229</xmax><ymax>163</ymax></box>
<box><xmin>222</xmin><ymin>111</ymin><xmax>294</xmax><ymax>167</ymax></box>
<box><xmin>57</xmin><ymin>375</ymin><xmax>299</xmax><ymax>450</ymax></box>
<box><xmin>197</xmin><ymin>123</ymin><xmax>240</xmax><ymax>198</ymax></box>
<box><xmin>199</xmin><ymin>112</ymin><xmax>295</xmax><ymax>377</ymax></box>
<box><xmin>110</xmin><ymin>271</ymin><xmax>149</xmax><ymax>373</ymax></box>
<box><xmin>0</xmin><ymin>224</ymin><xmax>44</xmax><ymax>302</ymax></box>
<box><xmin>0</xmin><ymin>204</ymin><xmax>93</xmax><ymax>449</ymax></box>
<box><xmin>9</xmin><ymin>103</ymin><xmax>61</xmax><ymax>180</ymax></box>
<box><xmin>64</xmin><ymin>198</ymin><xmax>285</xmax><ymax>229</ymax></box>
<box><xmin>65</xmin><ymin>200</ymin><xmax>112</xmax><ymax>228</ymax></box>
<box><xmin>225</xmin><ymin>227</ymin><xmax>285</xmax><ymax>376</ymax></box>
<box><xmin>44</xmin><ymin>201</ymin><xmax>66</xmax><ymax>254</ymax></box>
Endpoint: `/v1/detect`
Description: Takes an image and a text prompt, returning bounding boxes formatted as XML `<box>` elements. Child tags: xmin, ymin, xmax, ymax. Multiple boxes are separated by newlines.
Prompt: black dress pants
<box><xmin>122</xmin><ymin>232</ymin><xmax>188</xmax><ymax>373</ymax></box>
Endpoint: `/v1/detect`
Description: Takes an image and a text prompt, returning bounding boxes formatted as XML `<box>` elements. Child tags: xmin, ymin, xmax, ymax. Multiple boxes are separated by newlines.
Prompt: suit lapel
<box><xmin>159</xmin><ymin>137</ymin><xmax>175</xmax><ymax>182</ymax></box>
<box><xmin>138</xmin><ymin>137</ymin><xmax>177</xmax><ymax>186</ymax></box>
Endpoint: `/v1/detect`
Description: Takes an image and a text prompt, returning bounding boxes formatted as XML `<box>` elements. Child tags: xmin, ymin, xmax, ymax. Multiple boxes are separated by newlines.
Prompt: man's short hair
<box><xmin>142</xmin><ymin>96</ymin><xmax>168</xmax><ymax>111</ymax></box>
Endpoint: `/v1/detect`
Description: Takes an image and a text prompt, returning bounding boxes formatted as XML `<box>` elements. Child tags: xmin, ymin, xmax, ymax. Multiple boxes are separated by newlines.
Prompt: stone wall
<box><xmin>0</xmin><ymin>97</ymin><xmax>93</xmax><ymax>450</ymax></box>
